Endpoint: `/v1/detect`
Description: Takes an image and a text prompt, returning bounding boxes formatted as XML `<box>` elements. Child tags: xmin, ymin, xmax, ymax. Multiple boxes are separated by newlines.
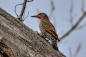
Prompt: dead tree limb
<box><xmin>0</xmin><ymin>8</ymin><xmax>65</xmax><ymax>57</ymax></box>
<box><xmin>18</xmin><ymin>0</ymin><xmax>27</xmax><ymax>21</ymax></box>
<box><xmin>14</xmin><ymin>3</ymin><xmax>23</xmax><ymax>17</ymax></box>
<box><xmin>15</xmin><ymin>0</ymin><xmax>33</xmax><ymax>22</ymax></box>
<box><xmin>60</xmin><ymin>12</ymin><xmax>86</xmax><ymax>40</ymax></box>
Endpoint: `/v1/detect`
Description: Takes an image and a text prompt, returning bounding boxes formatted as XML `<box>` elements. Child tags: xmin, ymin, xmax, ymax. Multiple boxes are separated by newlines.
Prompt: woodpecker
<box><xmin>31</xmin><ymin>13</ymin><xmax>60</xmax><ymax>51</ymax></box>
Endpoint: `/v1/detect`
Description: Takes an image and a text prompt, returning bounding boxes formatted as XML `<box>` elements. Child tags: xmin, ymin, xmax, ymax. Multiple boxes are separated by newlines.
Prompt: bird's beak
<box><xmin>31</xmin><ymin>15</ymin><xmax>38</xmax><ymax>18</ymax></box>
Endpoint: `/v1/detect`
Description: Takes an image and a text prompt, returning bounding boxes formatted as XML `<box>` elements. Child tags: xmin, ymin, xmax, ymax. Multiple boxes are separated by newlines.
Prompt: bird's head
<box><xmin>31</xmin><ymin>13</ymin><xmax>49</xmax><ymax>20</ymax></box>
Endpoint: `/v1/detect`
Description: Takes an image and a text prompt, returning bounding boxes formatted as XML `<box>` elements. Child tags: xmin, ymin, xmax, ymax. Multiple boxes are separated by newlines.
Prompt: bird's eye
<box><xmin>39</xmin><ymin>14</ymin><xmax>41</xmax><ymax>15</ymax></box>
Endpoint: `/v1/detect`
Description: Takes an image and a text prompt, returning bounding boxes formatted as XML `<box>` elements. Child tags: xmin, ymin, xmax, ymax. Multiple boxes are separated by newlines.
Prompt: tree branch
<box><xmin>18</xmin><ymin>0</ymin><xmax>27</xmax><ymax>20</ymax></box>
<box><xmin>23</xmin><ymin>11</ymin><xmax>29</xmax><ymax>21</ymax></box>
<box><xmin>73</xmin><ymin>43</ymin><xmax>82</xmax><ymax>57</ymax></box>
<box><xmin>14</xmin><ymin>3</ymin><xmax>23</xmax><ymax>17</ymax></box>
<box><xmin>70</xmin><ymin>0</ymin><xmax>74</xmax><ymax>26</ymax></box>
<box><xmin>27</xmin><ymin>0</ymin><xmax>33</xmax><ymax>2</ymax></box>
<box><xmin>15</xmin><ymin>0</ymin><xmax>33</xmax><ymax>22</ymax></box>
<box><xmin>81</xmin><ymin>0</ymin><xmax>85</xmax><ymax>12</ymax></box>
<box><xmin>76</xmin><ymin>22</ymin><xmax>86</xmax><ymax>30</ymax></box>
<box><xmin>60</xmin><ymin>12</ymin><xmax>86</xmax><ymax>40</ymax></box>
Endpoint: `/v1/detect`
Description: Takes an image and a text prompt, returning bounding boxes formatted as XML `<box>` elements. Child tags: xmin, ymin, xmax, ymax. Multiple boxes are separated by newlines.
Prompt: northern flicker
<box><xmin>31</xmin><ymin>13</ymin><xmax>60</xmax><ymax>51</ymax></box>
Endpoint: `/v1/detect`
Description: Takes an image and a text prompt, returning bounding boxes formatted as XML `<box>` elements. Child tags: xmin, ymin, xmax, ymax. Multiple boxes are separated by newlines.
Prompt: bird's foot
<box><xmin>35</xmin><ymin>31</ymin><xmax>46</xmax><ymax>39</ymax></box>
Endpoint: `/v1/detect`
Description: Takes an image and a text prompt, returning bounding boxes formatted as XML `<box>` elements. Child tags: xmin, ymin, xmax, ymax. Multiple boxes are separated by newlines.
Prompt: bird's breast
<box><xmin>39</xmin><ymin>21</ymin><xmax>46</xmax><ymax>33</ymax></box>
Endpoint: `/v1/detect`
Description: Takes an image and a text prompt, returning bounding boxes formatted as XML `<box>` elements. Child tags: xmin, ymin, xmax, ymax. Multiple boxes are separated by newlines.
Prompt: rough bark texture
<box><xmin>0</xmin><ymin>8</ymin><xmax>66</xmax><ymax>57</ymax></box>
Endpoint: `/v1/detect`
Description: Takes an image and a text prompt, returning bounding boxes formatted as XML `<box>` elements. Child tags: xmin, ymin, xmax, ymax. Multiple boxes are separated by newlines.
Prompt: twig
<box><xmin>69</xmin><ymin>47</ymin><xmax>72</xmax><ymax>57</ymax></box>
<box><xmin>60</xmin><ymin>12</ymin><xmax>86</xmax><ymax>40</ymax></box>
<box><xmin>49</xmin><ymin>0</ymin><xmax>55</xmax><ymax>19</ymax></box>
<box><xmin>81</xmin><ymin>0</ymin><xmax>85</xmax><ymax>12</ymax></box>
<box><xmin>70</xmin><ymin>0</ymin><xmax>74</xmax><ymax>26</ymax></box>
<box><xmin>23</xmin><ymin>12</ymin><xmax>29</xmax><ymax>21</ymax></box>
<box><xmin>27</xmin><ymin>0</ymin><xmax>33</xmax><ymax>2</ymax></box>
<box><xmin>15</xmin><ymin>0</ymin><xmax>33</xmax><ymax>22</ymax></box>
<box><xmin>18</xmin><ymin>0</ymin><xmax>27</xmax><ymax>19</ymax></box>
<box><xmin>73</xmin><ymin>42</ymin><xmax>82</xmax><ymax>57</ymax></box>
<box><xmin>22</xmin><ymin>10</ymin><xmax>25</xmax><ymax>19</ymax></box>
<box><xmin>76</xmin><ymin>22</ymin><xmax>86</xmax><ymax>30</ymax></box>
<box><xmin>14</xmin><ymin>3</ymin><xmax>23</xmax><ymax>17</ymax></box>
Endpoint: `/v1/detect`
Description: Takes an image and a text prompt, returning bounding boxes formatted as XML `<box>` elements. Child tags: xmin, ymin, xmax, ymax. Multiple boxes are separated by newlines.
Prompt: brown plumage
<box><xmin>31</xmin><ymin>13</ymin><xmax>60</xmax><ymax>50</ymax></box>
<box><xmin>39</xmin><ymin>19</ymin><xmax>60</xmax><ymax>41</ymax></box>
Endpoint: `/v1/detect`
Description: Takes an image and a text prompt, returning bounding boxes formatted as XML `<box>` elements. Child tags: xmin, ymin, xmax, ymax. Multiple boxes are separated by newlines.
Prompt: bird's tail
<box><xmin>52</xmin><ymin>45</ymin><xmax>59</xmax><ymax>51</ymax></box>
<box><xmin>51</xmin><ymin>38</ymin><xmax>59</xmax><ymax>51</ymax></box>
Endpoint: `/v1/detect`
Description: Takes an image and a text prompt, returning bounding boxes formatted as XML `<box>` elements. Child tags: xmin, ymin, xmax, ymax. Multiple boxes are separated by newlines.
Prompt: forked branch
<box><xmin>60</xmin><ymin>12</ymin><xmax>86</xmax><ymax>40</ymax></box>
<box><xmin>15</xmin><ymin>0</ymin><xmax>33</xmax><ymax>22</ymax></box>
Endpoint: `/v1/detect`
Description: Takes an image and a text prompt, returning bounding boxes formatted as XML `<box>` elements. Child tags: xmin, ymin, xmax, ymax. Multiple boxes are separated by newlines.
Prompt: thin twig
<box><xmin>22</xmin><ymin>10</ymin><xmax>25</xmax><ymax>19</ymax></box>
<box><xmin>14</xmin><ymin>3</ymin><xmax>23</xmax><ymax>17</ymax></box>
<box><xmin>49</xmin><ymin>0</ymin><xmax>55</xmax><ymax>19</ymax></box>
<box><xmin>70</xmin><ymin>0</ymin><xmax>74</xmax><ymax>26</ymax></box>
<box><xmin>81</xmin><ymin>0</ymin><xmax>85</xmax><ymax>12</ymax></box>
<box><xmin>15</xmin><ymin>0</ymin><xmax>33</xmax><ymax>22</ymax></box>
<box><xmin>60</xmin><ymin>12</ymin><xmax>86</xmax><ymax>40</ymax></box>
<box><xmin>73</xmin><ymin>42</ymin><xmax>82</xmax><ymax>57</ymax></box>
<box><xmin>27</xmin><ymin>0</ymin><xmax>33</xmax><ymax>2</ymax></box>
<box><xmin>23</xmin><ymin>12</ymin><xmax>29</xmax><ymax>21</ymax></box>
<box><xmin>69</xmin><ymin>47</ymin><xmax>72</xmax><ymax>57</ymax></box>
<box><xmin>76</xmin><ymin>22</ymin><xmax>86</xmax><ymax>30</ymax></box>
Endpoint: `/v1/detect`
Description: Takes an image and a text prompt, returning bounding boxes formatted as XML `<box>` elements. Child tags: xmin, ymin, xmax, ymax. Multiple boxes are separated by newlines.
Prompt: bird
<box><xmin>31</xmin><ymin>13</ymin><xmax>60</xmax><ymax>51</ymax></box>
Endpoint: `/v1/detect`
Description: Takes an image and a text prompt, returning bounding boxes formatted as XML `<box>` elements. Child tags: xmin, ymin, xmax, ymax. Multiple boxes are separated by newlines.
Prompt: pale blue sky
<box><xmin>0</xmin><ymin>0</ymin><xmax>86</xmax><ymax>57</ymax></box>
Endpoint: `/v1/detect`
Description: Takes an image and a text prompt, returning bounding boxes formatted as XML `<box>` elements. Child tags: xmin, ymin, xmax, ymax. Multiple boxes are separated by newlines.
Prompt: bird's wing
<box><xmin>42</xmin><ymin>20</ymin><xmax>58</xmax><ymax>40</ymax></box>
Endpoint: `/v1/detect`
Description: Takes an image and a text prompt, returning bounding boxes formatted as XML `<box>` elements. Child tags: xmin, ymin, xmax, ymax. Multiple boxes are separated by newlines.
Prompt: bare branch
<box><xmin>81</xmin><ymin>0</ymin><xmax>85</xmax><ymax>12</ymax></box>
<box><xmin>14</xmin><ymin>3</ymin><xmax>23</xmax><ymax>17</ymax></box>
<box><xmin>18</xmin><ymin>0</ymin><xmax>27</xmax><ymax>19</ymax></box>
<box><xmin>15</xmin><ymin>0</ymin><xmax>33</xmax><ymax>22</ymax></box>
<box><xmin>49</xmin><ymin>0</ymin><xmax>55</xmax><ymax>19</ymax></box>
<box><xmin>73</xmin><ymin>42</ymin><xmax>82</xmax><ymax>57</ymax></box>
<box><xmin>22</xmin><ymin>10</ymin><xmax>25</xmax><ymax>19</ymax></box>
<box><xmin>23</xmin><ymin>11</ymin><xmax>29</xmax><ymax>21</ymax></box>
<box><xmin>76</xmin><ymin>22</ymin><xmax>86</xmax><ymax>30</ymax></box>
<box><xmin>69</xmin><ymin>0</ymin><xmax>74</xmax><ymax>26</ymax></box>
<box><xmin>27</xmin><ymin>0</ymin><xmax>33</xmax><ymax>2</ymax></box>
<box><xmin>69</xmin><ymin>47</ymin><xmax>72</xmax><ymax>57</ymax></box>
<box><xmin>60</xmin><ymin>12</ymin><xmax>86</xmax><ymax>40</ymax></box>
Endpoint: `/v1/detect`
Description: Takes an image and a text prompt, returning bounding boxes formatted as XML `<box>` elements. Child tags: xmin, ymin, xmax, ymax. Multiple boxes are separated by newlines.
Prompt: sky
<box><xmin>0</xmin><ymin>0</ymin><xmax>86</xmax><ymax>57</ymax></box>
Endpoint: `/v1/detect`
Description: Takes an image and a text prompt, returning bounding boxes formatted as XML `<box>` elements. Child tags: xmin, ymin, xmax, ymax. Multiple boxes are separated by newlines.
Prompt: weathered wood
<box><xmin>0</xmin><ymin>8</ymin><xmax>66</xmax><ymax>57</ymax></box>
